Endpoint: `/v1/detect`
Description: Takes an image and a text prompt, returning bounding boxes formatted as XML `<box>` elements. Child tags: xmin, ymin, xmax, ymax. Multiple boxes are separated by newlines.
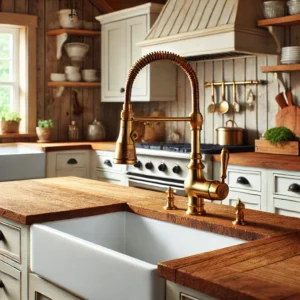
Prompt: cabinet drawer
<box><xmin>228</xmin><ymin>169</ymin><xmax>261</xmax><ymax>192</ymax></box>
<box><xmin>56</xmin><ymin>168</ymin><xmax>87</xmax><ymax>178</ymax></box>
<box><xmin>95</xmin><ymin>155</ymin><xmax>123</xmax><ymax>172</ymax></box>
<box><xmin>95</xmin><ymin>170</ymin><xmax>124</xmax><ymax>185</ymax></box>
<box><xmin>224</xmin><ymin>191</ymin><xmax>261</xmax><ymax>211</ymax></box>
<box><xmin>274</xmin><ymin>174</ymin><xmax>300</xmax><ymax>199</ymax></box>
<box><xmin>0</xmin><ymin>260</ymin><xmax>21</xmax><ymax>300</ymax></box>
<box><xmin>274</xmin><ymin>198</ymin><xmax>300</xmax><ymax>218</ymax></box>
<box><xmin>56</xmin><ymin>153</ymin><xmax>87</xmax><ymax>169</ymax></box>
<box><xmin>0</xmin><ymin>221</ymin><xmax>21</xmax><ymax>263</ymax></box>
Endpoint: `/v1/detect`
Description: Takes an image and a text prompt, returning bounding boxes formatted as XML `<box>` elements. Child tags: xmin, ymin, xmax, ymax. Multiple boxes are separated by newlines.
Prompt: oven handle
<box><xmin>127</xmin><ymin>173</ymin><xmax>184</xmax><ymax>186</ymax></box>
<box><xmin>128</xmin><ymin>178</ymin><xmax>185</xmax><ymax>192</ymax></box>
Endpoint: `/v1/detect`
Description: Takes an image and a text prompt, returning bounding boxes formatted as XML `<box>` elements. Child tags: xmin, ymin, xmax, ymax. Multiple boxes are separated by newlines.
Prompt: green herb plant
<box><xmin>0</xmin><ymin>111</ymin><xmax>21</xmax><ymax>121</ymax></box>
<box><xmin>264</xmin><ymin>127</ymin><xmax>298</xmax><ymax>144</ymax></box>
<box><xmin>38</xmin><ymin>120</ymin><xmax>54</xmax><ymax>128</ymax></box>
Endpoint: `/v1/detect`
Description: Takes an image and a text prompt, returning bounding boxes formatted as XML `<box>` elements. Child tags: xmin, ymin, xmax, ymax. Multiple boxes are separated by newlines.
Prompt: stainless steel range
<box><xmin>127</xmin><ymin>143</ymin><xmax>212</xmax><ymax>196</ymax></box>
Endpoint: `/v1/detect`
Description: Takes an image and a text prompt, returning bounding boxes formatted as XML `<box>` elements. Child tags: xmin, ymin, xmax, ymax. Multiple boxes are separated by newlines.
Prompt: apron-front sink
<box><xmin>31</xmin><ymin>212</ymin><xmax>246</xmax><ymax>300</ymax></box>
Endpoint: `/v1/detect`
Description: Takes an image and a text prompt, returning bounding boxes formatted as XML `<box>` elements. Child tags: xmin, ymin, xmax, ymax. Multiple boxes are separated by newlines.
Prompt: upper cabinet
<box><xmin>96</xmin><ymin>3</ymin><xmax>177</xmax><ymax>103</ymax></box>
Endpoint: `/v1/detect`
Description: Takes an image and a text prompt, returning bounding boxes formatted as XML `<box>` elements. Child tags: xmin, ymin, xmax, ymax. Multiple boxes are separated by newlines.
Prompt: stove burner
<box><xmin>135</xmin><ymin>143</ymin><xmax>254</xmax><ymax>154</ymax></box>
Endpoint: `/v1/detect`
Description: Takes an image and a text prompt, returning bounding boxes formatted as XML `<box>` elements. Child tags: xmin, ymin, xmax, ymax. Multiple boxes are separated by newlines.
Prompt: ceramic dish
<box><xmin>51</xmin><ymin>73</ymin><xmax>66</xmax><ymax>82</ymax></box>
<box><xmin>64</xmin><ymin>43</ymin><xmax>89</xmax><ymax>62</ymax></box>
<box><xmin>58</xmin><ymin>9</ymin><xmax>82</xmax><ymax>29</ymax></box>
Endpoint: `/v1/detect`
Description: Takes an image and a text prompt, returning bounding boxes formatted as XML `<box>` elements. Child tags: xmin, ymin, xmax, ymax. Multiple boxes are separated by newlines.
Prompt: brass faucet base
<box><xmin>186</xmin><ymin>197</ymin><xmax>206</xmax><ymax>216</ymax></box>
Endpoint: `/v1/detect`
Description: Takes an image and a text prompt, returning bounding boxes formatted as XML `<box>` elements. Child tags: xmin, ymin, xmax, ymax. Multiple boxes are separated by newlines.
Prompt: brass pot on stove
<box><xmin>216</xmin><ymin>120</ymin><xmax>244</xmax><ymax>146</ymax></box>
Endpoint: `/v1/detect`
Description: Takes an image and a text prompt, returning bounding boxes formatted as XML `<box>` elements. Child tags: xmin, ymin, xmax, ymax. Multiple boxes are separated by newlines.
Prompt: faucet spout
<box><xmin>114</xmin><ymin>51</ymin><xmax>230</xmax><ymax>216</ymax></box>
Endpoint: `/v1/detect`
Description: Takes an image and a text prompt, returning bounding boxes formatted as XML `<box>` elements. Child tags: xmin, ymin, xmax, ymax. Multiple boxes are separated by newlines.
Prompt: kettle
<box><xmin>86</xmin><ymin>119</ymin><xmax>105</xmax><ymax>141</ymax></box>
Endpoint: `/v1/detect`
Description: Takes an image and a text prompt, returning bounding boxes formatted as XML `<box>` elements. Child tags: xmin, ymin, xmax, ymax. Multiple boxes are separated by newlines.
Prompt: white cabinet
<box><xmin>29</xmin><ymin>273</ymin><xmax>83</xmax><ymax>300</ymax></box>
<box><xmin>97</xmin><ymin>3</ymin><xmax>177</xmax><ymax>103</ymax></box>
<box><xmin>166</xmin><ymin>281</ymin><xmax>216</xmax><ymax>300</ymax></box>
<box><xmin>269</xmin><ymin>170</ymin><xmax>300</xmax><ymax>218</ymax></box>
<box><xmin>92</xmin><ymin>151</ymin><xmax>128</xmax><ymax>186</ymax></box>
<box><xmin>221</xmin><ymin>165</ymin><xmax>267</xmax><ymax>211</ymax></box>
<box><xmin>46</xmin><ymin>150</ymin><xmax>91</xmax><ymax>178</ymax></box>
<box><xmin>214</xmin><ymin>162</ymin><xmax>300</xmax><ymax>217</ymax></box>
<box><xmin>0</xmin><ymin>217</ymin><xmax>30</xmax><ymax>300</ymax></box>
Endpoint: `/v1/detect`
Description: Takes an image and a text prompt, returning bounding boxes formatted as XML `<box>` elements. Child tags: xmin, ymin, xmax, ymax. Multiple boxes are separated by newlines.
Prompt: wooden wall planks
<box><xmin>134</xmin><ymin>54</ymin><xmax>296</xmax><ymax>145</ymax></box>
<box><xmin>0</xmin><ymin>0</ymin><xmax>121</xmax><ymax>142</ymax></box>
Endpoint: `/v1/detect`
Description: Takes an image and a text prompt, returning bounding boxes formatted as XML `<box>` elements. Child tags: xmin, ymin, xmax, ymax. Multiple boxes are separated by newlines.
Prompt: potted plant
<box><xmin>255</xmin><ymin>127</ymin><xmax>299</xmax><ymax>155</ymax></box>
<box><xmin>0</xmin><ymin>112</ymin><xmax>22</xmax><ymax>134</ymax></box>
<box><xmin>36</xmin><ymin>120</ymin><xmax>53</xmax><ymax>143</ymax></box>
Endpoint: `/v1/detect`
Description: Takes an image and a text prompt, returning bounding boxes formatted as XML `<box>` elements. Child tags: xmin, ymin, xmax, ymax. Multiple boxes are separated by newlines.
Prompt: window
<box><xmin>0</xmin><ymin>13</ymin><xmax>37</xmax><ymax>134</ymax></box>
<box><xmin>0</xmin><ymin>27</ymin><xmax>19</xmax><ymax>115</ymax></box>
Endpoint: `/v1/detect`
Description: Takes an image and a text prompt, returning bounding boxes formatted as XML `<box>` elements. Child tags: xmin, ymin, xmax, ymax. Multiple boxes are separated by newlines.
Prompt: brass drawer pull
<box><xmin>0</xmin><ymin>230</ymin><xmax>4</xmax><ymax>241</ymax></box>
<box><xmin>0</xmin><ymin>280</ymin><xmax>4</xmax><ymax>288</ymax></box>
<box><xmin>67</xmin><ymin>158</ymin><xmax>78</xmax><ymax>165</ymax></box>
<box><xmin>104</xmin><ymin>160</ymin><xmax>112</xmax><ymax>167</ymax></box>
<box><xmin>237</xmin><ymin>177</ymin><xmax>249</xmax><ymax>185</ymax></box>
<box><xmin>288</xmin><ymin>183</ymin><xmax>300</xmax><ymax>193</ymax></box>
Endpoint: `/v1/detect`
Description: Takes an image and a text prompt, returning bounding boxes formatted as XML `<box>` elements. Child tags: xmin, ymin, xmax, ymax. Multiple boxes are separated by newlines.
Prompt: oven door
<box><xmin>127</xmin><ymin>173</ymin><xmax>186</xmax><ymax>196</ymax></box>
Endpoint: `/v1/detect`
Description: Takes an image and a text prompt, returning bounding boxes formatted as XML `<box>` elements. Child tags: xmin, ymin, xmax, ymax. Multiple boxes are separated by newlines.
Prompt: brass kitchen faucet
<box><xmin>114</xmin><ymin>51</ymin><xmax>230</xmax><ymax>215</ymax></box>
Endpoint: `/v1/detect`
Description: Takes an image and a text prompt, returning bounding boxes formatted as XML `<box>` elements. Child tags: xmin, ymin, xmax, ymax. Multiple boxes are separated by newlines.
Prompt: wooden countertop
<box><xmin>17</xmin><ymin>141</ymin><xmax>116</xmax><ymax>152</ymax></box>
<box><xmin>213</xmin><ymin>152</ymin><xmax>300</xmax><ymax>171</ymax></box>
<box><xmin>0</xmin><ymin>177</ymin><xmax>300</xmax><ymax>299</ymax></box>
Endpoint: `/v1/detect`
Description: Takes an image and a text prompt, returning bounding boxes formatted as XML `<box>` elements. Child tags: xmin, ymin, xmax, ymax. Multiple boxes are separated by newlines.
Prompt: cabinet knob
<box><xmin>67</xmin><ymin>158</ymin><xmax>78</xmax><ymax>165</ymax></box>
<box><xmin>104</xmin><ymin>160</ymin><xmax>112</xmax><ymax>167</ymax></box>
<box><xmin>0</xmin><ymin>280</ymin><xmax>4</xmax><ymax>288</ymax></box>
<box><xmin>237</xmin><ymin>177</ymin><xmax>249</xmax><ymax>185</ymax></box>
<box><xmin>288</xmin><ymin>183</ymin><xmax>300</xmax><ymax>193</ymax></box>
<box><xmin>120</xmin><ymin>88</ymin><xmax>125</xmax><ymax>93</ymax></box>
<box><xmin>0</xmin><ymin>230</ymin><xmax>4</xmax><ymax>241</ymax></box>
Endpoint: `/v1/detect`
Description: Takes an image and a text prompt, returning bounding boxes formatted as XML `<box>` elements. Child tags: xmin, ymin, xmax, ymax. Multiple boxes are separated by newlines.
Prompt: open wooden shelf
<box><xmin>47</xmin><ymin>82</ymin><xmax>101</xmax><ymax>88</ymax></box>
<box><xmin>258</xmin><ymin>14</ymin><xmax>300</xmax><ymax>27</ymax></box>
<box><xmin>46</xmin><ymin>29</ymin><xmax>100</xmax><ymax>37</ymax></box>
<box><xmin>261</xmin><ymin>64</ymin><xmax>300</xmax><ymax>73</ymax></box>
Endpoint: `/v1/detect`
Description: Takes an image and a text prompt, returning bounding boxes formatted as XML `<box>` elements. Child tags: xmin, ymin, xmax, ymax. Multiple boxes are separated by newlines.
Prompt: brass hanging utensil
<box><xmin>207</xmin><ymin>83</ymin><xmax>215</xmax><ymax>113</ymax></box>
<box><xmin>217</xmin><ymin>81</ymin><xmax>229</xmax><ymax>114</ymax></box>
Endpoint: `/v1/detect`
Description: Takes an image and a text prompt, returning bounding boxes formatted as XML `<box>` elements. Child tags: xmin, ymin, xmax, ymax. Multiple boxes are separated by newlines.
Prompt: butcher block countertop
<box><xmin>0</xmin><ymin>177</ymin><xmax>300</xmax><ymax>299</ymax></box>
<box><xmin>213</xmin><ymin>152</ymin><xmax>300</xmax><ymax>171</ymax></box>
<box><xmin>18</xmin><ymin>141</ymin><xmax>116</xmax><ymax>152</ymax></box>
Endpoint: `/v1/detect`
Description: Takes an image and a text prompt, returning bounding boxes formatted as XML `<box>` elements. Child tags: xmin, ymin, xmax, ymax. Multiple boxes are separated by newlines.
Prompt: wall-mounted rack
<box><xmin>204</xmin><ymin>80</ymin><xmax>267</xmax><ymax>88</ymax></box>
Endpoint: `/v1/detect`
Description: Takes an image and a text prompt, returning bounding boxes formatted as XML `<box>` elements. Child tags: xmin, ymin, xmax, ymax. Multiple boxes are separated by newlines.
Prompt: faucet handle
<box><xmin>164</xmin><ymin>187</ymin><xmax>178</xmax><ymax>210</ymax></box>
<box><xmin>220</xmin><ymin>148</ymin><xmax>230</xmax><ymax>184</ymax></box>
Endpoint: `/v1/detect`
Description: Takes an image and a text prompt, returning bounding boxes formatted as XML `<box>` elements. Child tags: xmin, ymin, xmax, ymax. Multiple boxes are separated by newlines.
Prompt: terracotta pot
<box><xmin>1</xmin><ymin>121</ymin><xmax>20</xmax><ymax>134</ymax></box>
<box><xmin>36</xmin><ymin>127</ymin><xmax>52</xmax><ymax>142</ymax></box>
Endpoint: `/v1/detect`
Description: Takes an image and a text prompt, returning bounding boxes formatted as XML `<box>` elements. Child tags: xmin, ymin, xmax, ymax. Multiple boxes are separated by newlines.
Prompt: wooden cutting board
<box><xmin>276</xmin><ymin>106</ymin><xmax>300</xmax><ymax>138</ymax></box>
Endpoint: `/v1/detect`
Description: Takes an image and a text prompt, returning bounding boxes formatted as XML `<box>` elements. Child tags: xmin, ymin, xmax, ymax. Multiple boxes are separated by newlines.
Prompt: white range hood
<box><xmin>139</xmin><ymin>0</ymin><xmax>278</xmax><ymax>59</ymax></box>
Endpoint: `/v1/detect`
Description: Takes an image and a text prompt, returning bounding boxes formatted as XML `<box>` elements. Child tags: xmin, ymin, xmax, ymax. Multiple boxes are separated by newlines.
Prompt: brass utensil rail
<box><xmin>205</xmin><ymin>80</ymin><xmax>267</xmax><ymax>88</ymax></box>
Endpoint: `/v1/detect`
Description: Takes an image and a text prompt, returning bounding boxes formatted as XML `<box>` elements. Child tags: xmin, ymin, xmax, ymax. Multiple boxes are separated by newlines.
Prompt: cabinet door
<box><xmin>126</xmin><ymin>15</ymin><xmax>148</xmax><ymax>98</ymax></box>
<box><xmin>0</xmin><ymin>261</ymin><xmax>21</xmax><ymax>300</ymax></box>
<box><xmin>102</xmin><ymin>20</ymin><xmax>127</xmax><ymax>101</ymax></box>
<box><xmin>56</xmin><ymin>168</ymin><xmax>87</xmax><ymax>178</ymax></box>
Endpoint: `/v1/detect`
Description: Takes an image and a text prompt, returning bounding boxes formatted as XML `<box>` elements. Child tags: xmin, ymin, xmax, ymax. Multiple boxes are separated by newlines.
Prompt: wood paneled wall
<box><xmin>0</xmin><ymin>0</ymin><xmax>122</xmax><ymax>142</ymax></box>
<box><xmin>135</xmin><ymin>52</ymin><xmax>300</xmax><ymax>145</ymax></box>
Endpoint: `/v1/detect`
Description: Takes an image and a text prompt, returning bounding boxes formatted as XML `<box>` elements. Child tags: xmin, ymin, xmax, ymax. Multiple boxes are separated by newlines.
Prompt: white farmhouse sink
<box><xmin>0</xmin><ymin>145</ymin><xmax>45</xmax><ymax>181</ymax></box>
<box><xmin>31</xmin><ymin>212</ymin><xmax>246</xmax><ymax>300</ymax></box>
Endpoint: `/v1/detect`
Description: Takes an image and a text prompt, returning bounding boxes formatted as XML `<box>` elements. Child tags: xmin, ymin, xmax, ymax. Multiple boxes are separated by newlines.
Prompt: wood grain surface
<box><xmin>213</xmin><ymin>152</ymin><xmax>300</xmax><ymax>171</ymax></box>
<box><xmin>255</xmin><ymin>139</ymin><xmax>299</xmax><ymax>156</ymax></box>
<box><xmin>0</xmin><ymin>177</ymin><xmax>300</xmax><ymax>299</ymax></box>
<box><xmin>276</xmin><ymin>106</ymin><xmax>300</xmax><ymax>138</ymax></box>
<box><xmin>17</xmin><ymin>141</ymin><xmax>116</xmax><ymax>152</ymax></box>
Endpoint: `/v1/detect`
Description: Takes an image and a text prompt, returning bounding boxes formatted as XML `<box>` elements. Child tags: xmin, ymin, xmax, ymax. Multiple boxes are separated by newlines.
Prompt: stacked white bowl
<box><xmin>287</xmin><ymin>0</ymin><xmax>300</xmax><ymax>15</ymax></box>
<box><xmin>65</xmin><ymin>66</ymin><xmax>81</xmax><ymax>82</ymax></box>
<box><xmin>281</xmin><ymin>46</ymin><xmax>300</xmax><ymax>64</ymax></box>
<box><xmin>82</xmin><ymin>69</ymin><xmax>99</xmax><ymax>82</ymax></box>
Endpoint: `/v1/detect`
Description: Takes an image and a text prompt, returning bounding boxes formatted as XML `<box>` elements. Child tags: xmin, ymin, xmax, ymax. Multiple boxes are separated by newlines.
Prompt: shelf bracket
<box><xmin>268</xmin><ymin>26</ymin><xmax>284</xmax><ymax>54</ymax></box>
<box><xmin>56</xmin><ymin>33</ymin><xmax>68</xmax><ymax>60</ymax></box>
<box><xmin>54</xmin><ymin>86</ymin><xmax>65</xmax><ymax>98</ymax></box>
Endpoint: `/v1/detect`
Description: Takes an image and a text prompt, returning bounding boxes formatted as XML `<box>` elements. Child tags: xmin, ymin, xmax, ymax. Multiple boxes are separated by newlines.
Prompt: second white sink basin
<box><xmin>31</xmin><ymin>212</ymin><xmax>246</xmax><ymax>300</ymax></box>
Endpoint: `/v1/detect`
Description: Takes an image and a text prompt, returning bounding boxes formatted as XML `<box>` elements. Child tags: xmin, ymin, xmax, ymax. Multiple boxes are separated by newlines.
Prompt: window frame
<box><xmin>0</xmin><ymin>12</ymin><xmax>37</xmax><ymax>135</ymax></box>
<box><xmin>0</xmin><ymin>26</ymin><xmax>20</xmax><ymax>112</ymax></box>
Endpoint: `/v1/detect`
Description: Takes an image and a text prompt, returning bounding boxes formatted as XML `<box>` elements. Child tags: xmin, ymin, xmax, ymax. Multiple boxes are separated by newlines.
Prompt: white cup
<box><xmin>65</xmin><ymin>66</ymin><xmax>80</xmax><ymax>74</ymax></box>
